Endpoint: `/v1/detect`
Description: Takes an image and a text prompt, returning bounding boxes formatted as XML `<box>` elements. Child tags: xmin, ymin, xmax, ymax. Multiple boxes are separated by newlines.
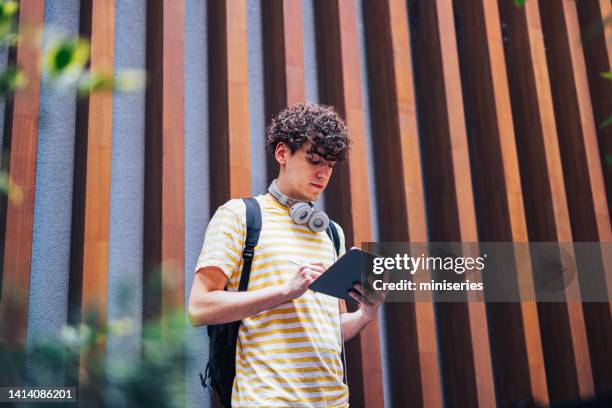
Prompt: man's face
<box><xmin>275</xmin><ymin>142</ymin><xmax>336</xmax><ymax>201</ymax></box>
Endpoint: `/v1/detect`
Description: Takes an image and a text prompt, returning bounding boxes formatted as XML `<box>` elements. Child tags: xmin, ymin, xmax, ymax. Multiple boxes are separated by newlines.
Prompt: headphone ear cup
<box><xmin>290</xmin><ymin>202</ymin><xmax>314</xmax><ymax>225</ymax></box>
<box><xmin>307</xmin><ymin>210</ymin><xmax>329</xmax><ymax>233</ymax></box>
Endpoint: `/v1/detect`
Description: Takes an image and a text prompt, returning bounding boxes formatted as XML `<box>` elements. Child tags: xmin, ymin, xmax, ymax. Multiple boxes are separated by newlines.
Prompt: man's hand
<box><xmin>283</xmin><ymin>262</ymin><xmax>326</xmax><ymax>299</ymax></box>
<box><xmin>341</xmin><ymin>275</ymin><xmax>387</xmax><ymax>341</ymax></box>
<box><xmin>348</xmin><ymin>281</ymin><xmax>386</xmax><ymax>322</ymax></box>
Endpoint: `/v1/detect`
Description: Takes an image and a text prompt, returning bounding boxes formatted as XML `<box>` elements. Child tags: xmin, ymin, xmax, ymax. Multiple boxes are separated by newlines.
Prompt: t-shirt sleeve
<box><xmin>193</xmin><ymin>203</ymin><xmax>246</xmax><ymax>280</ymax></box>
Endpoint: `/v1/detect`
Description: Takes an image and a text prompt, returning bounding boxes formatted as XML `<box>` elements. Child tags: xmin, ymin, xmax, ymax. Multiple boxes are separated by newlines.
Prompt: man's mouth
<box><xmin>311</xmin><ymin>183</ymin><xmax>324</xmax><ymax>189</ymax></box>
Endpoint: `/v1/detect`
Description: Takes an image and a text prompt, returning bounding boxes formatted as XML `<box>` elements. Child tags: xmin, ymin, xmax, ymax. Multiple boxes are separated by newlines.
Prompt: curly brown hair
<box><xmin>265</xmin><ymin>102</ymin><xmax>351</xmax><ymax>162</ymax></box>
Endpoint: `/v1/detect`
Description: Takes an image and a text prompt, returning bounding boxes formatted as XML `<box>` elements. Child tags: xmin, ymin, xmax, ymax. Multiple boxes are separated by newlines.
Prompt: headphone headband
<box><xmin>268</xmin><ymin>179</ymin><xmax>303</xmax><ymax>207</ymax></box>
<box><xmin>267</xmin><ymin>179</ymin><xmax>330</xmax><ymax>233</ymax></box>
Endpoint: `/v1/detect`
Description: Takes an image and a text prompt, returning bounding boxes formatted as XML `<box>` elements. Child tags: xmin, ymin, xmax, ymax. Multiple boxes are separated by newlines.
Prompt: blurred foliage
<box><xmin>43</xmin><ymin>36</ymin><xmax>145</xmax><ymax>95</ymax></box>
<box><xmin>0</xmin><ymin>65</ymin><xmax>25</xmax><ymax>93</ymax></box>
<box><xmin>0</xmin><ymin>0</ymin><xmax>20</xmax><ymax>96</ymax></box>
<box><xmin>0</xmin><ymin>306</ymin><xmax>188</xmax><ymax>407</ymax></box>
<box><xmin>0</xmin><ymin>0</ymin><xmax>18</xmax><ymax>47</ymax></box>
<box><xmin>0</xmin><ymin>0</ymin><xmax>145</xmax><ymax>200</ymax></box>
<box><xmin>0</xmin><ymin>169</ymin><xmax>23</xmax><ymax>204</ymax></box>
<box><xmin>43</xmin><ymin>37</ymin><xmax>91</xmax><ymax>87</ymax></box>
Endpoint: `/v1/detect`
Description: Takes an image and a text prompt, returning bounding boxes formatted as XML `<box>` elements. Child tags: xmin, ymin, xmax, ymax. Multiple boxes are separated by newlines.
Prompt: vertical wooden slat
<box><xmin>538</xmin><ymin>0</ymin><xmax>612</xmax><ymax>393</ymax></box>
<box><xmin>0</xmin><ymin>0</ymin><xmax>44</xmax><ymax>353</ymax></box>
<box><xmin>498</xmin><ymin>0</ymin><xmax>595</xmax><ymax>401</ymax></box>
<box><xmin>79</xmin><ymin>0</ymin><xmax>114</xmax><ymax>334</ymax></box>
<box><xmin>409</xmin><ymin>0</ymin><xmax>496</xmax><ymax>405</ymax></box>
<box><xmin>66</xmin><ymin>0</ymin><xmax>114</xmax><ymax>399</ymax></box>
<box><xmin>362</xmin><ymin>0</ymin><xmax>443</xmax><ymax>406</ymax></box>
<box><xmin>575</xmin><ymin>1</ymin><xmax>612</xmax><ymax>221</ymax></box>
<box><xmin>143</xmin><ymin>0</ymin><xmax>185</xmax><ymax>337</ymax></box>
<box><xmin>209</xmin><ymin>0</ymin><xmax>250</xmax><ymax>210</ymax></box>
<box><xmin>262</xmin><ymin>0</ymin><xmax>306</xmax><ymax>182</ymax></box>
<box><xmin>453</xmin><ymin>0</ymin><xmax>549</xmax><ymax>404</ymax></box>
<box><xmin>314</xmin><ymin>0</ymin><xmax>384</xmax><ymax>406</ymax></box>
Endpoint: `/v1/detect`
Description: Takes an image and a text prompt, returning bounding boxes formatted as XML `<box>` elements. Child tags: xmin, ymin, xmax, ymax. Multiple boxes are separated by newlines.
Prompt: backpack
<box><xmin>199</xmin><ymin>198</ymin><xmax>341</xmax><ymax>407</ymax></box>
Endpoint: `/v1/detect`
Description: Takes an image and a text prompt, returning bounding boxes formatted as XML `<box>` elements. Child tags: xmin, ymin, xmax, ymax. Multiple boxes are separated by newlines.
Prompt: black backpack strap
<box><xmin>238</xmin><ymin>198</ymin><xmax>262</xmax><ymax>292</ymax></box>
<box><xmin>326</xmin><ymin>221</ymin><xmax>340</xmax><ymax>257</ymax></box>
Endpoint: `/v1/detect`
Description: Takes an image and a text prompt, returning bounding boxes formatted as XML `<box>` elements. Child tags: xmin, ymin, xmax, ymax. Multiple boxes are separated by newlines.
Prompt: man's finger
<box><xmin>354</xmin><ymin>282</ymin><xmax>385</xmax><ymax>303</ymax></box>
<box><xmin>348</xmin><ymin>289</ymin><xmax>373</xmax><ymax>305</ymax></box>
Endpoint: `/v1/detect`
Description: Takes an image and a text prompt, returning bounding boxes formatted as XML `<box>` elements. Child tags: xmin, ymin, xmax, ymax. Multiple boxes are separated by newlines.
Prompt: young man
<box><xmin>188</xmin><ymin>102</ymin><xmax>384</xmax><ymax>407</ymax></box>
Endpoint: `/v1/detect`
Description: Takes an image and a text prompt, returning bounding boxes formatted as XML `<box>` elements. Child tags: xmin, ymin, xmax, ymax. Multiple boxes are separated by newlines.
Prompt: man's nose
<box><xmin>316</xmin><ymin>165</ymin><xmax>331</xmax><ymax>179</ymax></box>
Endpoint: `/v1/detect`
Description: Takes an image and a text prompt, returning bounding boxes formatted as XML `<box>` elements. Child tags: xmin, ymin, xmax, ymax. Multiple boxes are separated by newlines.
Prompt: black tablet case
<box><xmin>309</xmin><ymin>248</ymin><xmax>371</xmax><ymax>303</ymax></box>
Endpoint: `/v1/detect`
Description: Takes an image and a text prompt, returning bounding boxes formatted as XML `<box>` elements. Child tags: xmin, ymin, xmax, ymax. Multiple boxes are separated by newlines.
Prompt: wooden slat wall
<box><xmin>498</xmin><ymin>0</ymin><xmax>596</xmax><ymax>401</ymax></box>
<box><xmin>409</xmin><ymin>0</ymin><xmax>496</xmax><ymax>405</ymax></box>
<box><xmin>0</xmin><ymin>0</ymin><xmax>611</xmax><ymax>406</ymax></box>
<box><xmin>575</xmin><ymin>0</ymin><xmax>612</xmax><ymax>222</ymax></box>
<box><xmin>453</xmin><ymin>0</ymin><xmax>549</xmax><ymax>405</ymax></box>
<box><xmin>314</xmin><ymin>1</ymin><xmax>384</xmax><ymax>406</ymax></box>
<box><xmin>362</xmin><ymin>0</ymin><xmax>442</xmax><ymax>406</ymax></box>
<box><xmin>0</xmin><ymin>0</ymin><xmax>44</xmax><ymax>361</ymax></box>
<box><xmin>539</xmin><ymin>0</ymin><xmax>612</xmax><ymax>393</ymax></box>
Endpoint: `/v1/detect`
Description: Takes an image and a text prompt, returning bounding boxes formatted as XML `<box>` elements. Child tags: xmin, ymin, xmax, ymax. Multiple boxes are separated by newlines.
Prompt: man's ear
<box><xmin>275</xmin><ymin>143</ymin><xmax>289</xmax><ymax>165</ymax></box>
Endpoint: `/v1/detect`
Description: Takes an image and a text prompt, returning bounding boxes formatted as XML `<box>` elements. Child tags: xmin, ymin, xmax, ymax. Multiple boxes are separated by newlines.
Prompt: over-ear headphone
<box><xmin>268</xmin><ymin>179</ymin><xmax>330</xmax><ymax>233</ymax></box>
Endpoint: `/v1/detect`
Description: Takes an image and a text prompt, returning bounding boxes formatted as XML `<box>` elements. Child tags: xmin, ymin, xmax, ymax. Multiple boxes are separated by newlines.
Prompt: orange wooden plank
<box><xmin>208</xmin><ymin>0</ymin><xmax>250</xmax><ymax>210</ymax></box>
<box><xmin>159</xmin><ymin>0</ymin><xmax>185</xmax><ymax>333</ymax></box>
<box><xmin>362</xmin><ymin>0</ymin><xmax>443</xmax><ymax>406</ymax></box>
<box><xmin>262</xmin><ymin>0</ymin><xmax>306</xmax><ymax>180</ymax></box>
<box><xmin>0</xmin><ymin>0</ymin><xmax>44</xmax><ymax>351</ymax></box>
<box><xmin>314</xmin><ymin>0</ymin><xmax>384</xmax><ymax>406</ymax></box>
<box><xmin>80</xmin><ymin>0</ymin><xmax>114</xmax><ymax>331</ymax></box>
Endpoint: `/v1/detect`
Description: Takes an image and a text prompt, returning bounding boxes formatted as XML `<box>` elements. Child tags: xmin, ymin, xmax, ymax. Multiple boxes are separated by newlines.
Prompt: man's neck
<box><xmin>276</xmin><ymin>178</ymin><xmax>316</xmax><ymax>205</ymax></box>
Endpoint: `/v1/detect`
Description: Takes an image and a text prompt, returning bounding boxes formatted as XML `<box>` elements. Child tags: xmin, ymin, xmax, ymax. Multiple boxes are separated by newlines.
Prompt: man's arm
<box><xmin>187</xmin><ymin>263</ymin><xmax>326</xmax><ymax>326</ymax></box>
<box><xmin>340</xmin><ymin>309</ymin><xmax>375</xmax><ymax>341</ymax></box>
<box><xmin>340</xmin><ymin>282</ymin><xmax>385</xmax><ymax>341</ymax></box>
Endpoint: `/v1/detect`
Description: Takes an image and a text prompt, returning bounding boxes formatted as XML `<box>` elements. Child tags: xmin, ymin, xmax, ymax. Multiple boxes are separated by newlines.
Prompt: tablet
<box><xmin>308</xmin><ymin>248</ymin><xmax>374</xmax><ymax>303</ymax></box>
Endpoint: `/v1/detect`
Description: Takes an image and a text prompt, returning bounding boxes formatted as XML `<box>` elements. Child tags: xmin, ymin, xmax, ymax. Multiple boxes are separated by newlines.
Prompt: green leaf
<box><xmin>514</xmin><ymin>0</ymin><xmax>526</xmax><ymax>7</ymax></box>
<box><xmin>601</xmin><ymin>71</ymin><xmax>612</xmax><ymax>80</ymax></box>
<box><xmin>44</xmin><ymin>37</ymin><xmax>90</xmax><ymax>86</ymax></box>
<box><xmin>601</xmin><ymin>115</ymin><xmax>612</xmax><ymax>129</ymax></box>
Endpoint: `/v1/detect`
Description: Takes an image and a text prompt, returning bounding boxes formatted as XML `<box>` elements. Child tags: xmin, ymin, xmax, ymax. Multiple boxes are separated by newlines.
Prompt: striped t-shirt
<box><xmin>194</xmin><ymin>193</ymin><xmax>349</xmax><ymax>407</ymax></box>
